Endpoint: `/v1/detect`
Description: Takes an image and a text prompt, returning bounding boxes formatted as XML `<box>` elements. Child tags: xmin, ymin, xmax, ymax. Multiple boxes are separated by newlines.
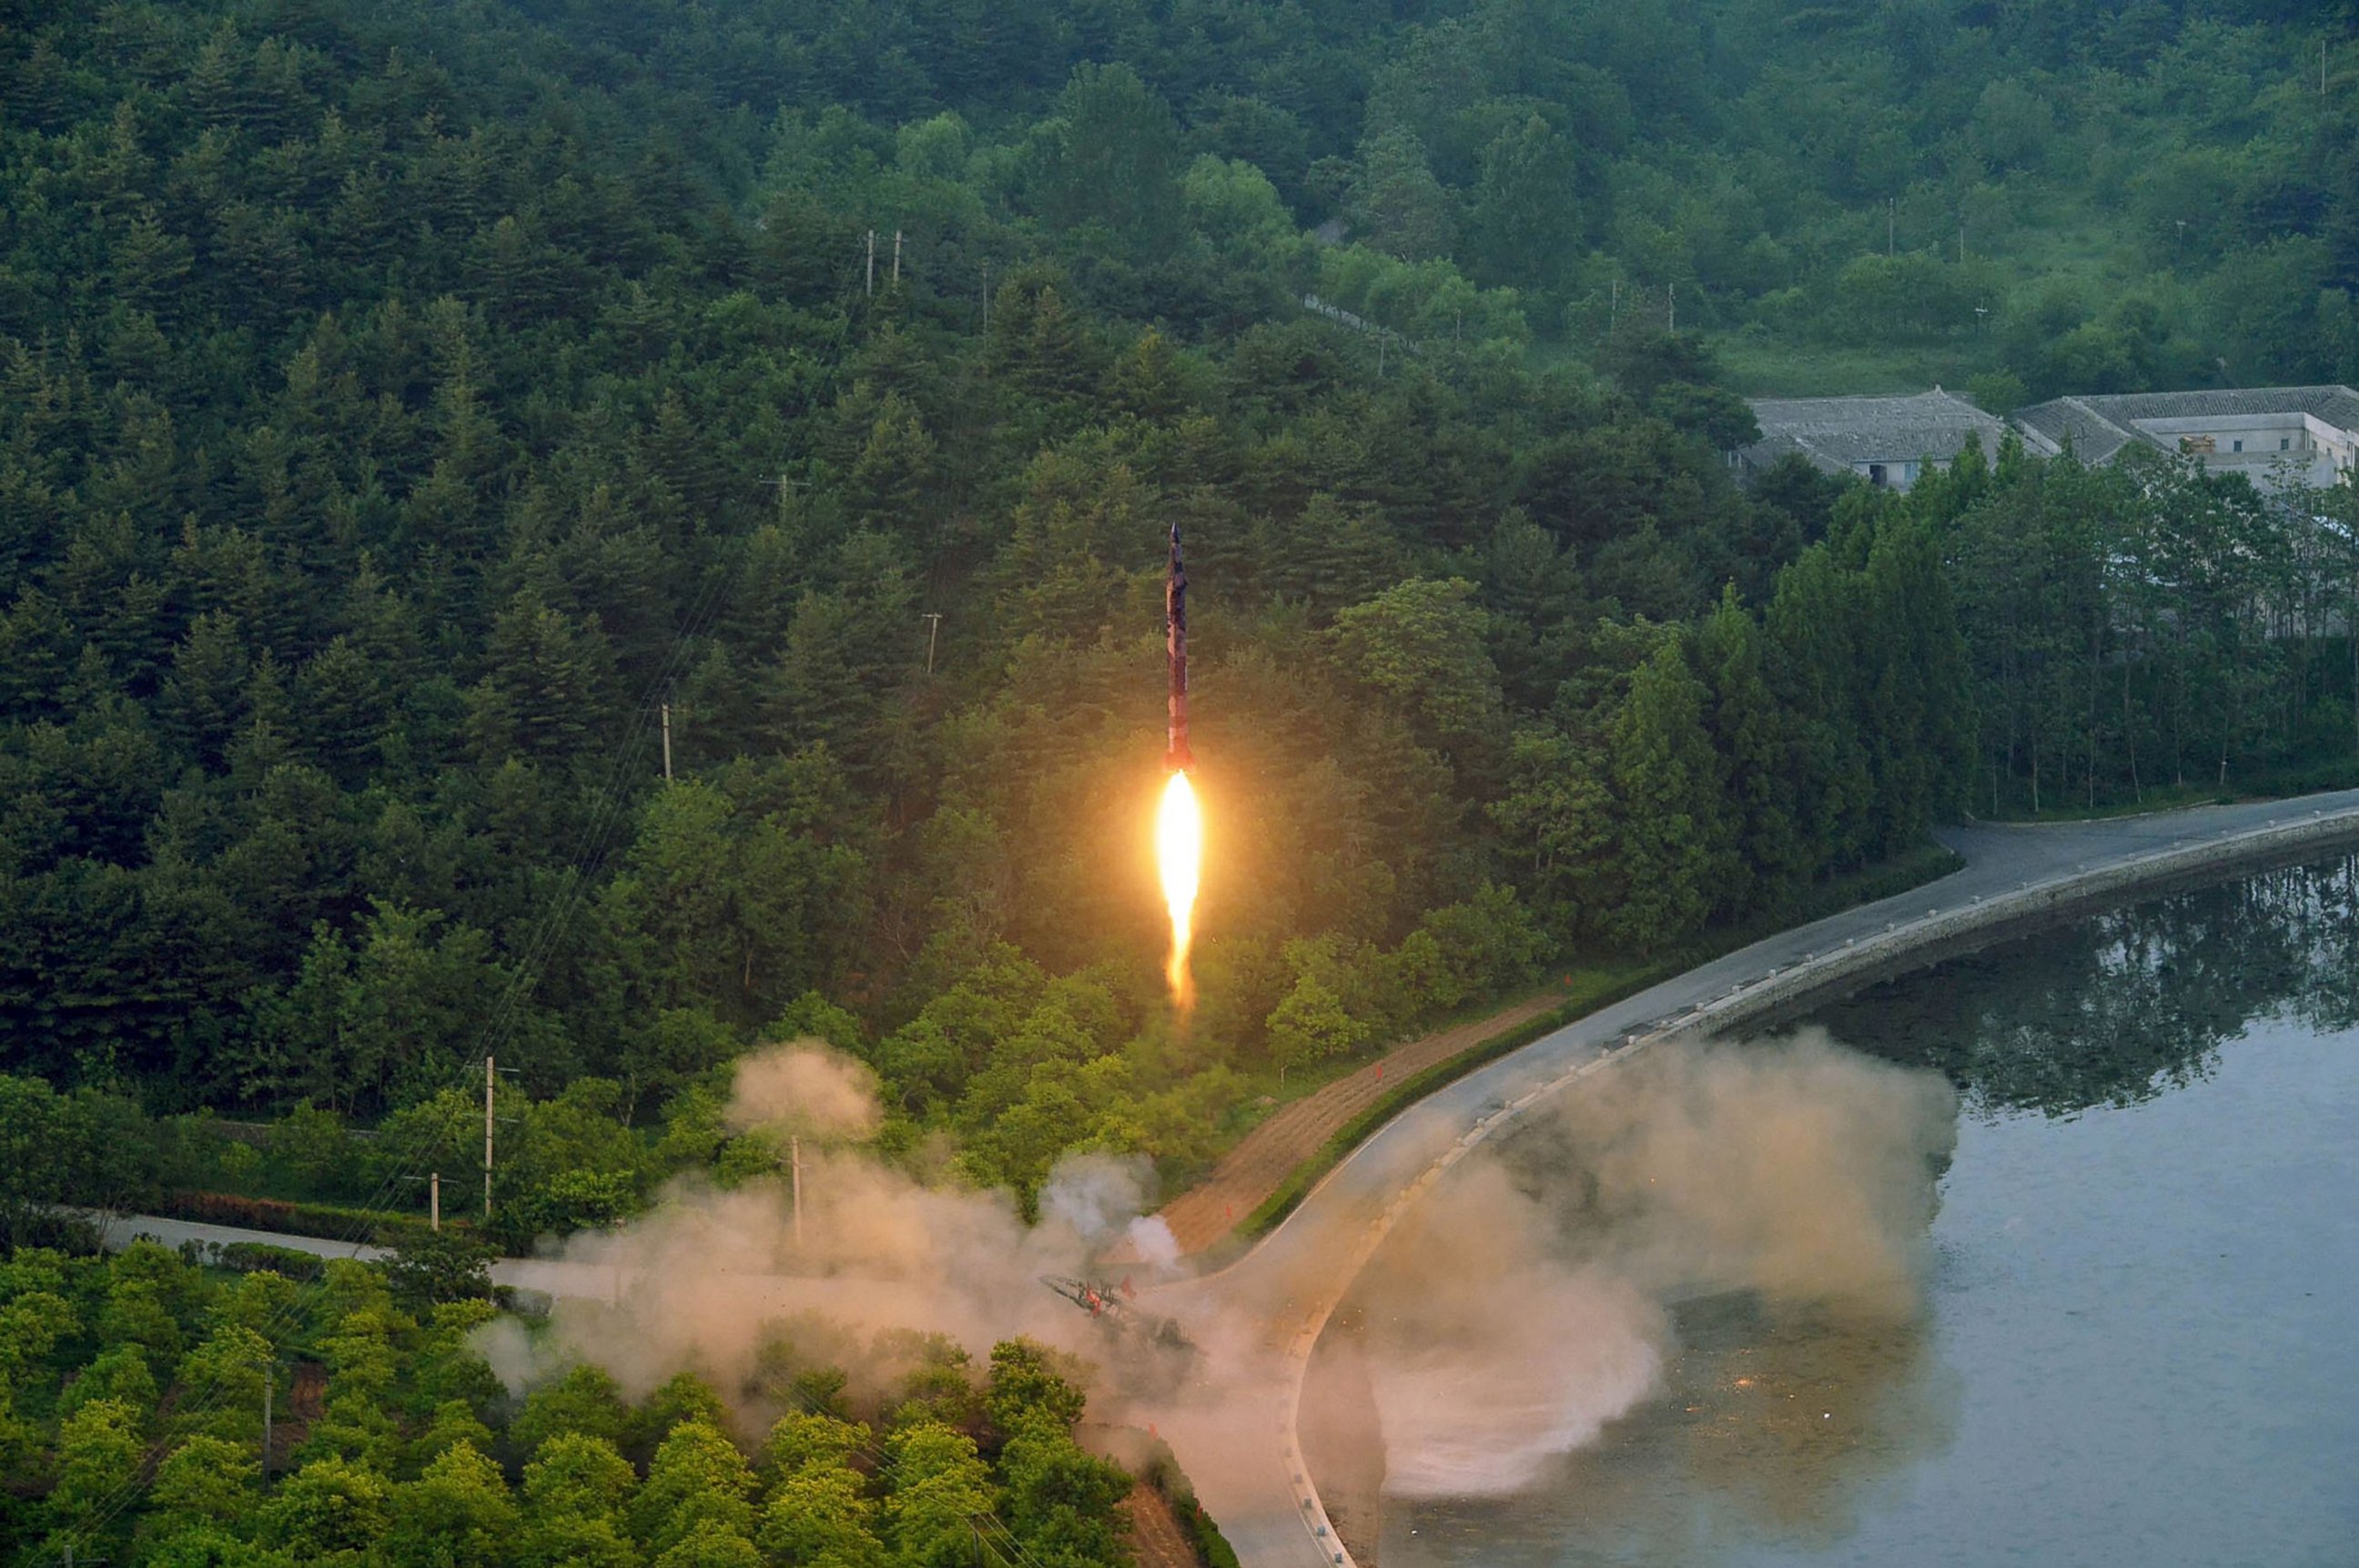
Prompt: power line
<box><xmin>43</xmin><ymin>545</ymin><xmax>748</xmax><ymax>1563</ymax></box>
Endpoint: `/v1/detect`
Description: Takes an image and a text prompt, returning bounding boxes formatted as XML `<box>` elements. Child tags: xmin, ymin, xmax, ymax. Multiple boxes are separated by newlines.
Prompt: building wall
<box><xmin>2127</xmin><ymin>412</ymin><xmax>2357</xmax><ymax>491</ymax></box>
<box><xmin>1855</xmin><ymin>458</ymin><xmax>1927</xmax><ymax>491</ymax></box>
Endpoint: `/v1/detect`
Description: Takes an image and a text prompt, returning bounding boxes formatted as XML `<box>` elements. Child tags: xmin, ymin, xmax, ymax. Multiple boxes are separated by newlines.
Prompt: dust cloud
<box><xmin>724</xmin><ymin>1044</ymin><xmax>882</xmax><ymax>1139</ymax></box>
<box><xmin>477</xmin><ymin>1039</ymin><xmax>1185</xmax><ymax>1421</ymax></box>
<box><xmin>479</xmin><ymin>1029</ymin><xmax>1954</xmax><ymax>1507</ymax></box>
<box><xmin>1337</xmin><ymin>1029</ymin><xmax>1957</xmax><ymax>1498</ymax></box>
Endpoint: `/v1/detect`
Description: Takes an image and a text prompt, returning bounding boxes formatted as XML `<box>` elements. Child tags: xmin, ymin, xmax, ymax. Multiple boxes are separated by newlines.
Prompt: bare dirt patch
<box><xmin>1138</xmin><ymin>990</ymin><xmax>1563</xmax><ymax>1258</ymax></box>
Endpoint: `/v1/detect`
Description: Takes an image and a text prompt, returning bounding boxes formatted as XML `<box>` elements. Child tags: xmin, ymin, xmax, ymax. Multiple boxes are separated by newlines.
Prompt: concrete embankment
<box><xmin>1200</xmin><ymin>790</ymin><xmax>2359</xmax><ymax>1568</ymax></box>
<box><xmin>1666</xmin><ymin>803</ymin><xmax>2359</xmax><ymax>1047</ymax></box>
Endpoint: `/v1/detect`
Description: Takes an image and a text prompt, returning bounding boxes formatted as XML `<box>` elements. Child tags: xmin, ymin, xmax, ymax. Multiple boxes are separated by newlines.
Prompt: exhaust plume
<box><xmin>481</xmin><ymin>1041</ymin><xmax>1190</xmax><ymax>1421</ymax></box>
<box><xmin>1331</xmin><ymin>1030</ymin><xmax>1956</xmax><ymax>1498</ymax></box>
<box><xmin>481</xmin><ymin>1030</ymin><xmax>1951</xmax><ymax>1520</ymax></box>
<box><xmin>724</xmin><ymin>1043</ymin><xmax>882</xmax><ymax>1139</ymax></box>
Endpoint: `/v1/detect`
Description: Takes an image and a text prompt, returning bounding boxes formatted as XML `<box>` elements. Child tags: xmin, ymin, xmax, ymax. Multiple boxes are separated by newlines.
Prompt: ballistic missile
<box><xmin>1165</xmin><ymin>520</ymin><xmax>1191</xmax><ymax>772</ymax></box>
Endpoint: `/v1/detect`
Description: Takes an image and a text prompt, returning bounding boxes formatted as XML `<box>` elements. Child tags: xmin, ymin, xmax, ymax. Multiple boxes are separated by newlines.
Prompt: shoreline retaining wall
<box><xmin>1291</xmin><ymin>801</ymin><xmax>2359</xmax><ymax>1568</ymax></box>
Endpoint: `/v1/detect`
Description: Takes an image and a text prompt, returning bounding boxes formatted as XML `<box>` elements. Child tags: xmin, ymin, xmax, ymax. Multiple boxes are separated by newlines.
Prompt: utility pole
<box><xmin>1667</xmin><ymin>282</ymin><xmax>1676</xmax><ymax>334</ymax></box>
<box><xmin>790</xmin><ymin>1136</ymin><xmax>804</xmax><ymax>1250</ymax></box>
<box><xmin>483</xmin><ymin>1057</ymin><xmax>496</xmax><ymax>1220</ymax></box>
<box><xmin>920</xmin><ymin>612</ymin><xmax>943</xmax><ymax>675</ymax></box>
<box><xmin>262</xmin><ymin>1366</ymin><xmax>273</xmax><ymax>1480</ymax></box>
<box><xmin>865</xmin><ymin>229</ymin><xmax>875</xmax><ymax>297</ymax></box>
<box><xmin>660</xmin><ymin>703</ymin><xmax>673</xmax><ymax>782</ymax></box>
<box><xmin>892</xmin><ymin>228</ymin><xmax>902</xmax><ymax>284</ymax></box>
<box><xmin>430</xmin><ymin>1171</ymin><xmax>440</xmax><ymax>1231</ymax></box>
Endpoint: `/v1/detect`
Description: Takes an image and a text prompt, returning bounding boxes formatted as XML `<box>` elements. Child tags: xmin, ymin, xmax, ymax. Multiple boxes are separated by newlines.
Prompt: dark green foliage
<box><xmin>3</xmin><ymin>1246</ymin><xmax>1163</xmax><ymax>1567</ymax></box>
<box><xmin>1</xmin><ymin>0</ymin><xmax>2346</xmax><ymax>1421</ymax></box>
<box><xmin>383</xmin><ymin>1229</ymin><xmax>495</xmax><ymax>1310</ymax></box>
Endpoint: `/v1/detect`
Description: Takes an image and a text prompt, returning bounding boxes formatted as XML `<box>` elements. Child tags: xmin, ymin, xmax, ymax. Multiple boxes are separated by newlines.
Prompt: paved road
<box><xmin>89</xmin><ymin>791</ymin><xmax>2359</xmax><ymax>1568</ymax></box>
<box><xmin>1139</xmin><ymin>789</ymin><xmax>2359</xmax><ymax>1568</ymax></box>
<box><xmin>87</xmin><ymin>1212</ymin><xmax>951</xmax><ymax>1330</ymax></box>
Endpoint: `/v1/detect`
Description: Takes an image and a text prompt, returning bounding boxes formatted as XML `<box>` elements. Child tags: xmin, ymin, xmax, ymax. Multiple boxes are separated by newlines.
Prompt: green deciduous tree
<box><xmin>882</xmin><ymin>1421</ymin><xmax>994</xmax><ymax>1568</ymax></box>
<box><xmin>632</xmin><ymin>1420</ymin><xmax>756</xmax><ymax>1558</ymax></box>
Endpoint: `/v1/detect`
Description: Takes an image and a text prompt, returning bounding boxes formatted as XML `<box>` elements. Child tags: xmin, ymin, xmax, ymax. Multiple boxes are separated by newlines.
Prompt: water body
<box><xmin>1372</xmin><ymin>852</ymin><xmax>2359</xmax><ymax>1568</ymax></box>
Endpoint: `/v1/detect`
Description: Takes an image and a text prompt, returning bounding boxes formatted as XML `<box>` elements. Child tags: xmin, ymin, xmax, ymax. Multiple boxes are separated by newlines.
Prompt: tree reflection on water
<box><xmin>1376</xmin><ymin>851</ymin><xmax>2359</xmax><ymax>1566</ymax></box>
<box><xmin>1811</xmin><ymin>852</ymin><xmax>2359</xmax><ymax>1117</ymax></box>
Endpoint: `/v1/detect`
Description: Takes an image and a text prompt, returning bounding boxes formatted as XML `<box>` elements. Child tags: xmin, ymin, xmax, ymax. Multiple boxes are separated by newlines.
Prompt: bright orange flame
<box><xmin>1156</xmin><ymin>769</ymin><xmax>1202</xmax><ymax>1009</ymax></box>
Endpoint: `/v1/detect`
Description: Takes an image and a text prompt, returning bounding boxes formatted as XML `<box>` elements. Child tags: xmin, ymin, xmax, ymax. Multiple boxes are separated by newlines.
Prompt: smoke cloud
<box><xmin>1331</xmin><ymin>1029</ymin><xmax>1956</xmax><ymax>1499</ymax></box>
<box><xmin>482</xmin><ymin>1029</ymin><xmax>1954</xmax><ymax>1520</ymax></box>
<box><xmin>724</xmin><ymin>1043</ymin><xmax>883</xmax><ymax>1139</ymax></box>
<box><xmin>481</xmin><ymin>1040</ymin><xmax>1187</xmax><ymax>1424</ymax></box>
<box><xmin>1348</xmin><ymin>1160</ymin><xmax>1667</xmax><ymax>1496</ymax></box>
<box><xmin>1544</xmin><ymin>1027</ymin><xmax>1958</xmax><ymax>1313</ymax></box>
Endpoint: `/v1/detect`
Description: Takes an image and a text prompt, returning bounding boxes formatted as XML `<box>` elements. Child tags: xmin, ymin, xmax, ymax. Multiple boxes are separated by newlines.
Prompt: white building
<box><xmin>1733</xmin><ymin>388</ymin><xmax>2007</xmax><ymax>492</ymax></box>
<box><xmin>2010</xmin><ymin>386</ymin><xmax>2359</xmax><ymax>493</ymax></box>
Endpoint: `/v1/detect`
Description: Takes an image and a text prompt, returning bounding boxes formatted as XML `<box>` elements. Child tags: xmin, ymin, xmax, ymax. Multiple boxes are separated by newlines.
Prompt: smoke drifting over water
<box><xmin>1355</xmin><ymin>1159</ymin><xmax>1667</xmax><ymax>1496</ymax></box>
<box><xmin>1341</xmin><ymin>1030</ymin><xmax>1957</xmax><ymax>1499</ymax></box>
<box><xmin>482</xmin><ymin>1029</ymin><xmax>1952</xmax><ymax>1512</ymax></box>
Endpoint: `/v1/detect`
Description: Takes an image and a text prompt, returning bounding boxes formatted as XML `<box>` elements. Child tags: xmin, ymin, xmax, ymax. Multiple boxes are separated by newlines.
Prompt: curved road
<box><xmin>90</xmin><ymin>791</ymin><xmax>2359</xmax><ymax>1568</ymax></box>
<box><xmin>1139</xmin><ymin>789</ymin><xmax>2359</xmax><ymax>1568</ymax></box>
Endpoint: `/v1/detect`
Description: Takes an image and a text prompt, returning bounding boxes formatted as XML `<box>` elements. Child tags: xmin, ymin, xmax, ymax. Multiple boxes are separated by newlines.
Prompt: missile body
<box><xmin>1165</xmin><ymin>521</ymin><xmax>1191</xmax><ymax>772</ymax></box>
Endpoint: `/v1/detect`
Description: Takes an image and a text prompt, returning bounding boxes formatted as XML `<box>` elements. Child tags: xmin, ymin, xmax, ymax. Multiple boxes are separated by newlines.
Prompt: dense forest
<box><xmin>6</xmin><ymin>0</ymin><xmax>2359</xmax><ymax>1558</ymax></box>
<box><xmin>0</xmin><ymin>1237</ymin><xmax>1155</xmax><ymax>1566</ymax></box>
<box><xmin>0</xmin><ymin>0</ymin><xmax>2352</xmax><ymax>1198</ymax></box>
<box><xmin>0</xmin><ymin>0</ymin><xmax>2354</xmax><ymax>1194</ymax></box>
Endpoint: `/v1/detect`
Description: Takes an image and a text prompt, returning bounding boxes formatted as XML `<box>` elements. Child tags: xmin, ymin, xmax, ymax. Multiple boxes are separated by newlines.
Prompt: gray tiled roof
<box><xmin>2015</xmin><ymin>385</ymin><xmax>2359</xmax><ymax>461</ymax></box>
<box><xmin>2068</xmin><ymin>386</ymin><xmax>2359</xmax><ymax>425</ymax></box>
<box><xmin>2012</xmin><ymin>397</ymin><xmax>2139</xmax><ymax>463</ymax></box>
<box><xmin>1743</xmin><ymin>389</ymin><xmax>2006</xmax><ymax>470</ymax></box>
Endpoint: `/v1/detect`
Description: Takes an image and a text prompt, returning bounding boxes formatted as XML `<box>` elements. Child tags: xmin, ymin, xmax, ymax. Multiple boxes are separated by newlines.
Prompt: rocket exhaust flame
<box><xmin>1159</xmin><ymin>521</ymin><xmax>1200</xmax><ymax>1009</ymax></box>
<box><xmin>1158</xmin><ymin>769</ymin><xmax>1201</xmax><ymax>1009</ymax></box>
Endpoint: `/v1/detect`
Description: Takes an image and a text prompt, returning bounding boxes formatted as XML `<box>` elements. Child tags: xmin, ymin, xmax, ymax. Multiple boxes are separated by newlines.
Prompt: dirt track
<box><xmin>1122</xmin><ymin>1482</ymin><xmax>1203</xmax><ymax>1568</ymax></box>
<box><xmin>1139</xmin><ymin>989</ymin><xmax>1564</xmax><ymax>1258</ymax></box>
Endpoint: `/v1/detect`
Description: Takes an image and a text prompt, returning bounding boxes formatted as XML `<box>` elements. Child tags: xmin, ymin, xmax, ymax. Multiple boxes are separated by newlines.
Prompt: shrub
<box><xmin>157</xmin><ymin>1190</ymin><xmax>443</xmax><ymax>1251</ymax></box>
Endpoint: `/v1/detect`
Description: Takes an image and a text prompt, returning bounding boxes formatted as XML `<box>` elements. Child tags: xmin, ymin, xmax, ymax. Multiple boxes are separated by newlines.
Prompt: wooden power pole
<box><xmin>791</xmin><ymin>1135</ymin><xmax>805</xmax><ymax>1250</ymax></box>
<box><xmin>483</xmin><ymin>1057</ymin><xmax>495</xmax><ymax>1219</ymax></box>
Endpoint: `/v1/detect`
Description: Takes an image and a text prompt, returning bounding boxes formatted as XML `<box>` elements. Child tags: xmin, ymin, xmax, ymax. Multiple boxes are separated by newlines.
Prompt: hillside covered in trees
<box><xmin>6</xmin><ymin>0</ymin><xmax>2359</xmax><ymax>1558</ymax></box>
<box><xmin>3</xmin><ymin>0</ymin><xmax>2358</xmax><ymax>1209</ymax></box>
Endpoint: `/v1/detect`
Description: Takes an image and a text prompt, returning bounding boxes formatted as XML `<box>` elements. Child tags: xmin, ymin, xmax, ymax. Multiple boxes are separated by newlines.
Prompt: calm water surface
<box><xmin>1380</xmin><ymin>853</ymin><xmax>2359</xmax><ymax>1568</ymax></box>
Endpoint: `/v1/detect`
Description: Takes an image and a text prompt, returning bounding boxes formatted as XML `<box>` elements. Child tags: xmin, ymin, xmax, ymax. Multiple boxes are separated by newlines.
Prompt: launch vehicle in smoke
<box><xmin>1165</xmin><ymin>520</ymin><xmax>1190</xmax><ymax>772</ymax></box>
<box><xmin>1156</xmin><ymin>520</ymin><xmax>1201</xmax><ymax>1010</ymax></box>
